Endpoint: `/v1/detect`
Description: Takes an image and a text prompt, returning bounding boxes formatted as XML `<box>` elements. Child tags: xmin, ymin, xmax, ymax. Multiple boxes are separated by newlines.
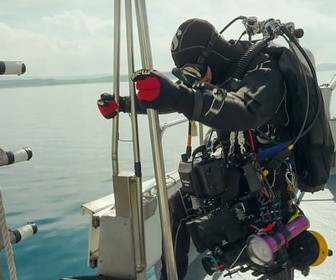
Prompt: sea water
<box><xmin>0</xmin><ymin>81</ymin><xmax>187</xmax><ymax>280</ymax></box>
<box><xmin>0</xmin><ymin>71</ymin><xmax>335</xmax><ymax>280</ymax></box>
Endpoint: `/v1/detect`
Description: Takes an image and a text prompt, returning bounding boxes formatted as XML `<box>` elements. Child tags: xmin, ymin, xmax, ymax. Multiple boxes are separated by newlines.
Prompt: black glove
<box><xmin>131</xmin><ymin>69</ymin><xmax>186</xmax><ymax>110</ymax></box>
<box><xmin>97</xmin><ymin>93</ymin><xmax>124</xmax><ymax>119</ymax></box>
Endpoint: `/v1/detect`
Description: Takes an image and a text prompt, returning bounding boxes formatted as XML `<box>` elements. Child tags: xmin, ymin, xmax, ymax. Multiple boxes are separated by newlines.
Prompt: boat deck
<box><xmin>185</xmin><ymin>174</ymin><xmax>336</xmax><ymax>280</ymax></box>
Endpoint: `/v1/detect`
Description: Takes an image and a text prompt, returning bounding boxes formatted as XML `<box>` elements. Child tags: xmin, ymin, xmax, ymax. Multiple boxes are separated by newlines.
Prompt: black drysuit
<box><xmin>159</xmin><ymin>48</ymin><xmax>296</xmax><ymax>280</ymax></box>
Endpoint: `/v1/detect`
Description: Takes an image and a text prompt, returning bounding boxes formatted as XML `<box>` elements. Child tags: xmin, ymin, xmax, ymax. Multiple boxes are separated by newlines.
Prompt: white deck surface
<box><xmin>185</xmin><ymin>174</ymin><xmax>336</xmax><ymax>280</ymax></box>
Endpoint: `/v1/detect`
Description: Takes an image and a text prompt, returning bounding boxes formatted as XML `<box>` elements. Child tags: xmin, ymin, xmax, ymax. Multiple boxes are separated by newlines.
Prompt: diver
<box><xmin>97</xmin><ymin>18</ymin><xmax>331</xmax><ymax>279</ymax></box>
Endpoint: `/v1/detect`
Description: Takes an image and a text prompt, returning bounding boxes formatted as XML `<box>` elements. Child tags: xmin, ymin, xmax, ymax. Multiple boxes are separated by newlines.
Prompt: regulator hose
<box><xmin>231</xmin><ymin>39</ymin><xmax>268</xmax><ymax>81</ymax></box>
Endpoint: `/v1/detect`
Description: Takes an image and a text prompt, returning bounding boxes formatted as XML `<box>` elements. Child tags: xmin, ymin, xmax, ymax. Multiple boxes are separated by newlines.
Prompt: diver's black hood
<box><xmin>171</xmin><ymin>18</ymin><xmax>245</xmax><ymax>85</ymax></box>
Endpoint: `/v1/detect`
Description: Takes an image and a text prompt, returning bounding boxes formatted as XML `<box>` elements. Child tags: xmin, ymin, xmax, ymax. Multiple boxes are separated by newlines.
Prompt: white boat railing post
<box><xmin>103</xmin><ymin>0</ymin><xmax>147</xmax><ymax>278</ymax></box>
<box><xmin>321</xmin><ymin>74</ymin><xmax>336</xmax><ymax>120</ymax></box>
<box><xmin>111</xmin><ymin>0</ymin><xmax>121</xmax><ymax>176</ymax></box>
<box><xmin>134</xmin><ymin>0</ymin><xmax>178</xmax><ymax>279</ymax></box>
<box><xmin>125</xmin><ymin>0</ymin><xmax>147</xmax><ymax>277</ymax></box>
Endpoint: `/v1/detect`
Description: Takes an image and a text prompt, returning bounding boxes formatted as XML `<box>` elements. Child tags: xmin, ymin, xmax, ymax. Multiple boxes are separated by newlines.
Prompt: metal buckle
<box><xmin>204</xmin><ymin>88</ymin><xmax>226</xmax><ymax>121</ymax></box>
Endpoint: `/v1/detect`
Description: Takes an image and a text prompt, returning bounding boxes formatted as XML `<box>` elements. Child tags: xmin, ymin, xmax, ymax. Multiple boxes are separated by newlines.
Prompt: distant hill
<box><xmin>2</xmin><ymin>66</ymin><xmax>334</xmax><ymax>89</ymax></box>
<box><xmin>0</xmin><ymin>71</ymin><xmax>176</xmax><ymax>88</ymax></box>
<box><xmin>0</xmin><ymin>75</ymin><xmax>115</xmax><ymax>88</ymax></box>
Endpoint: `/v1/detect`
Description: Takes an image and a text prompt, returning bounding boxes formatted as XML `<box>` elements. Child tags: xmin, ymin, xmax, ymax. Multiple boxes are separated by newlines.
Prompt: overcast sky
<box><xmin>0</xmin><ymin>0</ymin><xmax>335</xmax><ymax>79</ymax></box>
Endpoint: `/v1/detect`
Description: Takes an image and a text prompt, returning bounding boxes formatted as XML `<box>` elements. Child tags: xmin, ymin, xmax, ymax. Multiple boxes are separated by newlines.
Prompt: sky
<box><xmin>0</xmin><ymin>0</ymin><xmax>335</xmax><ymax>80</ymax></box>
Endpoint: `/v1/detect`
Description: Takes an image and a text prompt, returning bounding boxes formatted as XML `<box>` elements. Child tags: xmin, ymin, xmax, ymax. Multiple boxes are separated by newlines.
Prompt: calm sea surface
<box><xmin>0</xmin><ymin>81</ymin><xmax>188</xmax><ymax>280</ymax></box>
<box><xmin>0</xmin><ymin>70</ymin><xmax>335</xmax><ymax>280</ymax></box>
